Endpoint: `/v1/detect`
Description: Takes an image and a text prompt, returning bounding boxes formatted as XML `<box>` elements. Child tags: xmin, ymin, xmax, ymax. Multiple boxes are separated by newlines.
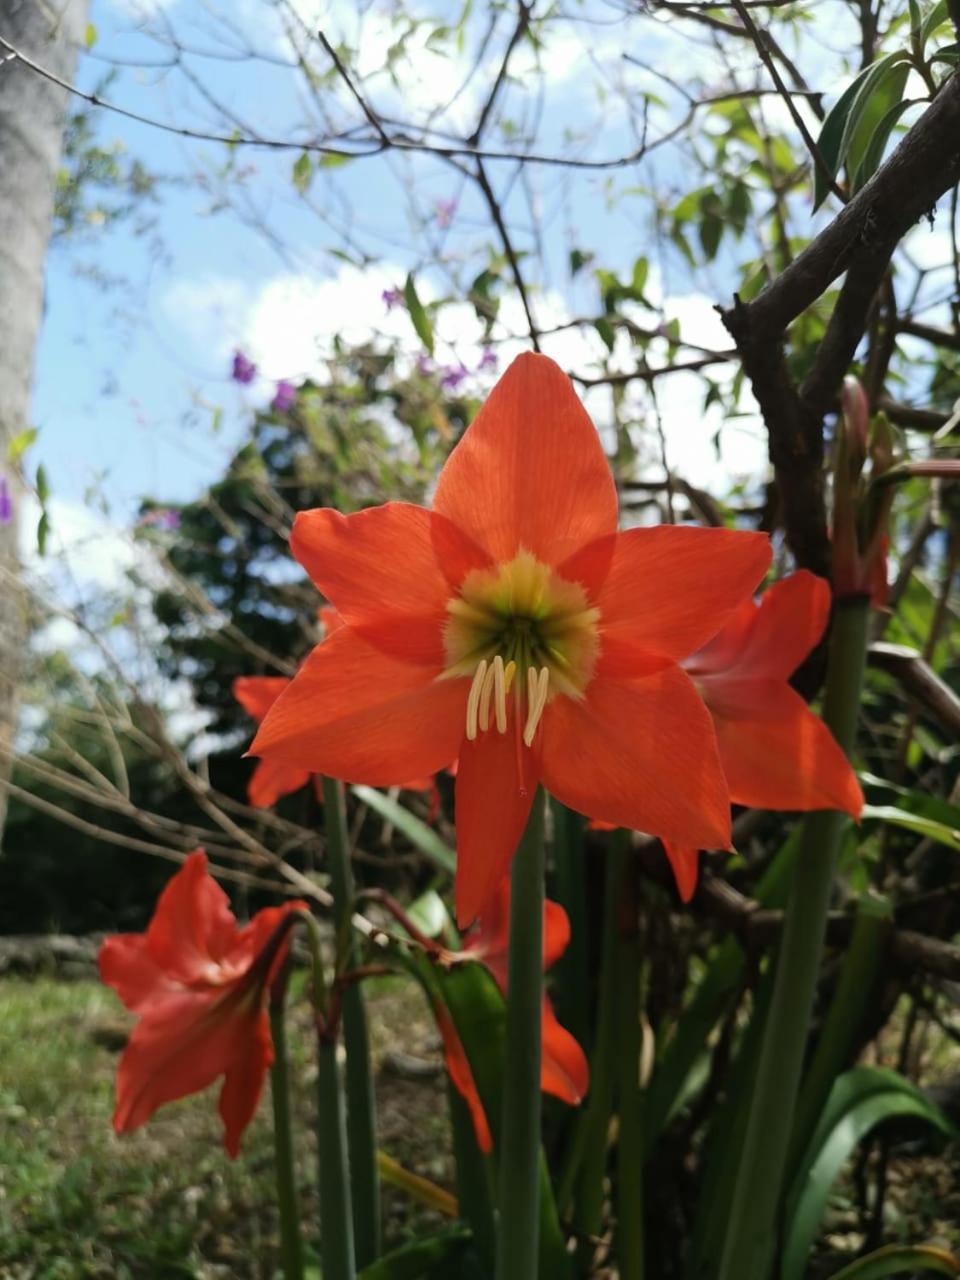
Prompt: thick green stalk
<box><xmin>550</xmin><ymin>797</ymin><xmax>590</xmax><ymax>1052</ymax></box>
<box><xmin>616</xmin><ymin>861</ymin><xmax>644</xmax><ymax>1280</ymax></box>
<box><xmin>270</xmin><ymin>997</ymin><xmax>305</xmax><ymax>1280</ymax></box>
<box><xmin>322</xmin><ymin>775</ymin><xmax>380</xmax><ymax>1266</ymax></box>
<box><xmin>559</xmin><ymin>833</ymin><xmax>627</xmax><ymax>1248</ymax></box>
<box><xmin>717</xmin><ymin>598</ymin><xmax>871</xmax><ymax>1280</ymax></box>
<box><xmin>788</xmin><ymin>892</ymin><xmax>891</xmax><ymax>1176</ymax></box>
<box><xmin>495</xmin><ymin>787</ymin><xmax>546</xmax><ymax>1280</ymax></box>
<box><xmin>317</xmin><ymin>1028</ymin><xmax>357</xmax><ymax>1280</ymax></box>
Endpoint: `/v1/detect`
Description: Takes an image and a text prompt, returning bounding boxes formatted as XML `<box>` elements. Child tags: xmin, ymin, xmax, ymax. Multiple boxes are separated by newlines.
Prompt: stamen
<box><xmin>478</xmin><ymin>660</ymin><xmax>498</xmax><ymax>732</ymax></box>
<box><xmin>494</xmin><ymin>655</ymin><xmax>508</xmax><ymax>734</ymax></box>
<box><xmin>523</xmin><ymin>666</ymin><xmax>551</xmax><ymax>747</ymax></box>
<box><xmin>465</xmin><ymin>659</ymin><xmax>487</xmax><ymax>741</ymax></box>
<box><xmin>503</xmin><ymin>659</ymin><xmax>517</xmax><ymax>695</ymax></box>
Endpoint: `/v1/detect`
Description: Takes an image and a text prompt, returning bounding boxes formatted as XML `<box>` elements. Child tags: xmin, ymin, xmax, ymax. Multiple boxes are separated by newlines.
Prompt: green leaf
<box><xmin>839</xmin><ymin>55</ymin><xmax>911</xmax><ymax>196</ymax></box>
<box><xmin>351</xmin><ymin>785</ymin><xmax>454</xmax><ymax>874</ymax></box>
<box><xmin>404</xmin><ymin>274</ymin><xmax>434</xmax><ymax>355</ymax></box>
<box><xmin>814</xmin><ymin>66</ymin><xmax>873</xmax><ymax>209</ymax></box>
<box><xmin>783</xmin><ymin>1068</ymin><xmax>955</xmax><ymax>1280</ymax></box>
<box><xmin>406</xmin><ymin>889</ymin><xmax>450</xmax><ymax>939</ymax></box>
<box><xmin>84</xmin><ymin>22</ymin><xmax>97</xmax><ymax>48</ymax></box>
<box><xmin>356</xmin><ymin>1226</ymin><xmax>472</xmax><ymax>1278</ymax></box>
<box><xmin>319</xmin><ymin>151</ymin><xmax>354</xmax><ymax>168</ymax></box>
<box><xmin>35</xmin><ymin>463</ymin><xmax>50</xmax><ymax>504</ymax></box>
<box><xmin>852</xmin><ymin>96</ymin><xmax>917</xmax><ymax>191</ymax></box>
<box><xmin>861</xmin><ymin>802</ymin><xmax>960</xmax><ymax>852</ymax></box>
<box><xmin>631</xmin><ymin>256</ymin><xmax>649</xmax><ymax>297</ymax></box>
<box><xmin>594</xmin><ymin>317</ymin><xmax>615</xmax><ymax>352</ymax></box>
<box><xmin>920</xmin><ymin>1</ymin><xmax>950</xmax><ymax>49</ymax></box>
<box><xmin>825</xmin><ymin>1243</ymin><xmax>960</xmax><ymax>1279</ymax></box>
<box><xmin>7</xmin><ymin>427</ymin><xmax>38</xmax><ymax>462</ymax></box>
<box><xmin>292</xmin><ymin>151</ymin><xmax>313</xmax><ymax>194</ymax></box>
<box><xmin>845</xmin><ymin>60</ymin><xmax>911</xmax><ymax>193</ymax></box>
<box><xmin>569</xmin><ymin>248</ymin><xmax>593</xmax><ymax>276</ymax></box>
<box><xmin>36</xmin><ymin>510</ymin><xmax>50</xmax><ymax>557</ymax></box>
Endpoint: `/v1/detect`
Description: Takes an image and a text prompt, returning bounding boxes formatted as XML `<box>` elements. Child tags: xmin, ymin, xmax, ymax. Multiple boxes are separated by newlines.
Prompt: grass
<box><xmin>0</xmin><ymin>975</ymin><xmax>453</xmax><ymax>1279</ymax></box>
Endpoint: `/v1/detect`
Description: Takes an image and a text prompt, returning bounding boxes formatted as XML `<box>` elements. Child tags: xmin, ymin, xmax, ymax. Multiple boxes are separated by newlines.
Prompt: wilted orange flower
<box><xmin>99</xmin><ymin>851</ymin><xmax>306</xmax><ymax>1156</ymax></box>
<box><xmin>464</xmin><ymin>878</ymin><xmax>588</xmax><ymax>1105</ymax></box>
<box><xmin>251</xmin><ymin>353</ymin><xmax>771</xmax><ymax>922</ymax></box>
<box><xmin>664</xmin><ymin>570</ymin><xmax>865</xmax><ymax>897</ymax></box>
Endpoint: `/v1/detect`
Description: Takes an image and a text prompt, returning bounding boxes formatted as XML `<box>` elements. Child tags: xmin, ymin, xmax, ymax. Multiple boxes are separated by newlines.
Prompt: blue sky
<box><xmin>28</xmin><ymin>0</ymin><xmax>779</xmax><ymax>522</ymax></box>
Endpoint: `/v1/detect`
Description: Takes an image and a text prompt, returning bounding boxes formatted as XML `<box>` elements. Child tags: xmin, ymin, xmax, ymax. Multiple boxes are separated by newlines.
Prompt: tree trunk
<box><xmin>0</xmin><ymin>0</ymin><xmax>88</xmax><ymax>840</ymax></box>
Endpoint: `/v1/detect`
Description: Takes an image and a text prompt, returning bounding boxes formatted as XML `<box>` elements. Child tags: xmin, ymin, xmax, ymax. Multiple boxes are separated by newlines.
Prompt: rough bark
<box><xmin>0</xmin><ymin>0</ymin><xmax>87</xmax><ymax>840</ymax></box>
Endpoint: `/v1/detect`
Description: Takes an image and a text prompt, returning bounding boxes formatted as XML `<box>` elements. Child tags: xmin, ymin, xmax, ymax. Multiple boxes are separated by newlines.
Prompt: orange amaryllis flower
<box><xmin>464</xmin><ymin>877</ymin><xmax>589</xmax><ymax>1106</ymax></box>
<box><xmin>664</xmin><ymin>570</ymin><xmax>865</xmax><ymax>898</ymax></box>
<box><xmin>251</xmin><ymin>352</ymin><xmax>771</xmax><ymax>923</ymax></box>
<box><xmin>234</xmin><ymin>676</ymin><xmax>312</xmax><ymax>807</ymax></box>
<box><xmin>99</xmin><ymin>850</ymin><xmax>306</xmax><ymax>1156</ymax></box>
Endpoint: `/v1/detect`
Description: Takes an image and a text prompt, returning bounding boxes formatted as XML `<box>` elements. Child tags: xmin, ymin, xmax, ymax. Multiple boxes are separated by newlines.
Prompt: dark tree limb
<box><xmin>719</xmin><ymin>72</ymin><xmax>960</xmax><ymax>574</ymax></box>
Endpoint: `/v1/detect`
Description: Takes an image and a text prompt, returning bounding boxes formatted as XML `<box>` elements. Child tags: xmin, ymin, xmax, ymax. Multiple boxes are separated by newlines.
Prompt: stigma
<box><xmin>464</xmin><ymin>654</ymin><xmax>549</xmax><ymax>747</ymax></box>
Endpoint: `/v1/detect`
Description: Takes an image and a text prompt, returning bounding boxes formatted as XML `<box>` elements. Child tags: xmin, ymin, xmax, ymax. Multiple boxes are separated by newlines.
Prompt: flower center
<box><xmin>443</xmin><ymin>549</ymin><xmax>600</xmax><ymax>747</ymax></box>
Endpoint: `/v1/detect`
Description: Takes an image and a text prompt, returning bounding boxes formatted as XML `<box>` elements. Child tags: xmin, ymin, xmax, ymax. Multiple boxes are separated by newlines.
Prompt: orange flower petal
<box><xmin>246</xmin><ymin>756</ymin><xmax>312</xmax><ymax>808</ymax></box>
<box><xmin>433</xmin><ymin>353</ymin><xmax>618</xmax><ymax>568</ymax></box>
<box><xmin>251</xmin><ymin>627</ymin><xmax>466</xmax><ymax>786</ymax></box>
<box><xmin>291</xmin><ymin>504</ymin><xmax>488</xmax><ymax>665</ymax></box>
<box><xmin>541</xmin><ymin>998</ymin><xmax>589</xmax><ymax>1104</ymax></box>
<box><xmin>539</xmin><ymin>667</ymin><xmax>731</xmax><ymax>852</ymax></box>
<box><xmin>661</xmin><ymin>839</ymin><xmax>702</xmax><ymax>902</ymax></box>
<box><xmin>233</xmin><ymin>676</ymin><xmax>291</xmax><ymax>724</ymax></box>
<box><xmin>434</xmin><ymin>1000</ymin><xmax>493</xmax><ymax>1153</ymax></box>
<box><xmin>543</xmin><ymin>899</ymin><xmax>571</xmax><ymax>972</ymax></box>
<box><xmin>712</xmin><ymin>684</ymin><xmax>864</xmax><ymax>817</ymax></box>
<box><xmin>112</xmin><ymin>987</ymin><xmax>262</xmax><ymax>1139</ymax></box>
<box><xmin>144</xmin><ymin>851</ymin><xmax>239</xmax><ymax>981</ymax></box>
<box><xmin>218</xmin><ymin>1008</ymin><xmax>274</xmax><ymax>1157</ymax></box>
<box><xmin>98</xmin><ymin>934</ymin><xmax>179</xmax><ymax>1013</ymax></box>
<box><xmin>577</xmin><ymin>526</ymin><xmax>771</xmax><ymax>667</ymax></box>
<box><xmin>689</xmin><ymin>570</ymin><xmax>830</xmax><ymax>681</ymax></box>
<box><xmin>454</xmin><ymin>721</ymin><xmax>536</xmax><ymax>926</ymax></box>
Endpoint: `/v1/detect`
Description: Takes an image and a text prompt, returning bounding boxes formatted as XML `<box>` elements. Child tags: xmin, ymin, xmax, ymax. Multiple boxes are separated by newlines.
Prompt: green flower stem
<box><xmin>495</xmin><ymin>786</ymin><xmax>547</xmax><ymax>1280</ymax></box>
<box><xmin>718</xmin><ymin>598</ymin><xmax>871</xmax><ymax>1280</ymax></box>
<box><xmin>317</xmin><ymin>1025</ymin><xmax>357</xmax><ymax>1280</ymax></box>
<box><xmin>322</xmin><ymin>775</ymin><xmax>380</xmax><ymax>1267</ymax></box>
<box><xmin>269</xmin><ymin>993</ymin><xmax>305</xmax><ymax>1280</ymax></box>
<box><xmin>788</xmin><ymin>892</ymin><xmax>892</xmax><ymax>1176</ymax></box>
<box><xmin>616</xmin><ymin>859</ymin><xmax>645</xmax><ymax>1280</ymax></box>
<box><xmin>562</xmin><ymin>831</ymin><xmax>627</xmax><ymax>1243</ymax></box>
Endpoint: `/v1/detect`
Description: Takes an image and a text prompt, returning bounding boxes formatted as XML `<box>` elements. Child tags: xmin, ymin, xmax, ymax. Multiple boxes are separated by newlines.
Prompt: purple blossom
<box><xmin>440</xmin><ymin>362</ymin><xmax>469</xmax><ymax>391</ymax></box>
<box><xmin>271</xmin><ymin>380</ymin><xmax>297</xmax><ymax>413</ymax></box>
<box><xmin>0</xmin><ymin>476</ymin><xmax>12</xmax><ymax>526</ymax></box>
<box><xmin>231</xmin><ymin>350</ymin><xmax>257</xmax><ymax>385</ymax></box>
<box><xmin>415</xmin><ymin>353</ymin><xmax>434</xmax><ymax>377</ymax></box>
<box><xmin>138</xmin><ymin>507</ymin><xmax>180</xmax><ymax>531</ymax></box>
<box><xmin>478</xmin><ymin>346</ymin><xmax>498</xmax><ymax>373</ymax></box>
<box><xmin>381</xmin><ymin>287</ymin><xmax>403</xmax><ymax>311</ymax></box>
<box><xmin>434</xmin><ymin>198</ymin><xmax>458</xmax><ymax>229</ymax></box>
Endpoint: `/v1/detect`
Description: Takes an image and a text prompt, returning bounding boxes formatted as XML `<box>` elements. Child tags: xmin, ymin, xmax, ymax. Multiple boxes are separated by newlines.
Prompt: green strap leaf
<box><xmin>825</xmin><ymin>1243</ymin><xmax>960</xmax><ymax>1279</ymax></box>
<box><xmin>356</xmin><ymin>1226</ymin><xmax>472</xmax><ymax>1279</ymax></box>
<box><xmin>351</xmin><ymin>785</ymin><xmax>455</xmax><ymax>874</ymax></box>
<box><xmin>783</xmin><ymin>1069</ymin><xmax>956</xmax><ymax>1280</ymax></box>
<box><xmin>861</xmin><ymin>802</ymin><xmax>960</xmax><ymax>852</ymax></box>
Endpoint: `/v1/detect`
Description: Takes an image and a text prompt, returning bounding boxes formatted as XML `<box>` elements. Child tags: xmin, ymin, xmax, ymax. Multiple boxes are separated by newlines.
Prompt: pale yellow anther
<box><xmin>523</xmin><ymin>666</ymin><xmax>551</xmax><ymax>748</ymax></box>
<box><xmin>494</xmin><ymin>655</ymin><xmax>508</xmax><ymax>734</ymax></box>
<box><xmin>478</xmin><ymin>660</ymin><xmax>498</xmax><ymax>732</ymax></box>
<box><xmin>466</xmin><ymin>659</ymin><xmax>487</xmax><ymax>741</ymax></box>
<box><xmin>503</xmin><ymin>660</ymin><xmax>517</xmax><ymax>694</ymax></box>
